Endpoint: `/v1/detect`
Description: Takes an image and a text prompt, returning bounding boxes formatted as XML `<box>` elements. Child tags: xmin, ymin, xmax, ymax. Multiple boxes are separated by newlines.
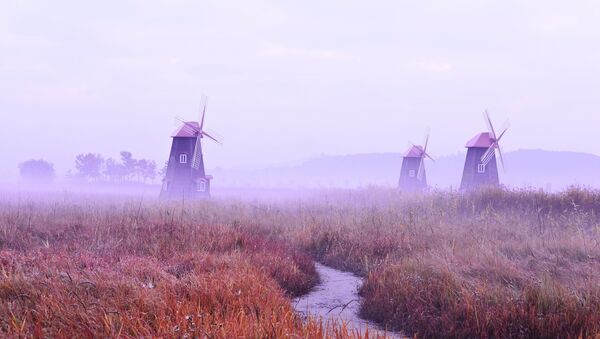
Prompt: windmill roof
<box><xmin>465</xmin><ymin>132</ymin><xmax>493</xmax><ymax>148</ymax></box>
<box><xmin>171</xmin><ymin>122</ymin><xmax>200</xmax><ymax>137</ymax></box>
<box><xmin>404</xmin><ymin>145</ymin><xmax>425</xmax><ymax>158</ymax></box>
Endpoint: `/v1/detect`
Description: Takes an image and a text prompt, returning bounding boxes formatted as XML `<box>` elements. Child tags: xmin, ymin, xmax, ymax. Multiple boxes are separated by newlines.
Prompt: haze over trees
<box><xmin>73</xmin><ymin>151</ymin><xmax>157</xmax><ymax>184</ymax></box>
<box><xmin>74</xmin><ymin>153</ymin><xmax>104</xmax><ymax>181</ymax></box>
<box><xmin>18</xmin><ymin>159</ymin><xmax>55</xmax><ymax>184</ymax></box>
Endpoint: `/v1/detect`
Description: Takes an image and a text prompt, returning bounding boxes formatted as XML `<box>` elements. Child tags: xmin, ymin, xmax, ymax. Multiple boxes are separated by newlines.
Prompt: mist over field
<box><xmin>1</xmin><ymin>0</ymin><xmax>600</xmax><ymax>192</ymax></box>
<box><xmin>3</xmin><ymin>149</ymin><xmax>600</xmax><ymax>196</ymax></box>
<box><xmin>210</xmin><ymin>149</ymin><xmax>600</xmax><ymax>191</ymax></box>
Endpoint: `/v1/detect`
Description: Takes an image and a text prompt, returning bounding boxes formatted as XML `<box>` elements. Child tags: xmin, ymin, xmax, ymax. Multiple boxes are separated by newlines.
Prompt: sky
<box><xmin>1</xmin><ymin>0</ymin><xmax>600</xmax><ymax>180</ymax></box>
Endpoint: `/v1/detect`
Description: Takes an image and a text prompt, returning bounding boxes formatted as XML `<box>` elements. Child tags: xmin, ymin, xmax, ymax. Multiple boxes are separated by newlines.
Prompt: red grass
<box><xmin>289</xmin><ymin>188</ymin><xmax>600</xmax><ymax>337</ymax></box>
<box><xmin>0</xmin><ymin>249</ymin><xmax>349</xmax><ymax>337</ymax></box>
<box><xmin>0</xmin><ymin>197</ymin><xmax>361</xmax><ymax>337</ymax></box>
<box><xmin>3</xmin><ymin>187</ymin><xmax>600</xmax><ymax>337</ymax></box>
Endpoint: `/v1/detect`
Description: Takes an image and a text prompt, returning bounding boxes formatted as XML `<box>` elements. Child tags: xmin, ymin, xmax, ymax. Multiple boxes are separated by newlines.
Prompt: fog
<box><xmin>1</xmin><ymin>1</ymin><xmax>600</xmax><ymax>191</ymax></box>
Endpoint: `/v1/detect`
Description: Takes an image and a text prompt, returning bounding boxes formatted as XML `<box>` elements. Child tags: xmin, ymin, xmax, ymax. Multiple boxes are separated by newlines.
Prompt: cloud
<box><xmin>19</xmin><ymin>83</ymin><xmax>99</xmax><ymax>102</ymax></box>
<box><xmin>0</xmin><ymin>56</ymin><xmax>54</xmax><ymax>73</ymax></box>
<box><xmin>530</xmin><ymin>14</ymin><xmax>580</xmax><ymax>34</ymax></box>
<box><xmin>415</xmin><ymin>61</ymin><xmax>453</xmax><ymax>73</ymax></box>
<box><xmin>0</xmin><ymin>32</ymin><xmax>57</xmax><ymax>50</ymax></box>
<box><xmin>258</xmin><ymin>44</ymin><xmax>349</xmax><ymax>60</ymax></box>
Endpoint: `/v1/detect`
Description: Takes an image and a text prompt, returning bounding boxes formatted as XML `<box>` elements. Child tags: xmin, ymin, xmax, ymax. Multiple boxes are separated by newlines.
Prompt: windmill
<box><xmin>398</xmin><ymin>130</ymin><xmax>433</xmax><ymax>191</ymax></box>
<box><xmin>160</xmin><ymin>96</ymin><xmax>221</xmax><ymax>199</ymax></box>
<box><xmin>459</xmin><ymin>110</ymin><xmax>509</xmax><ymax>190</ymax></box>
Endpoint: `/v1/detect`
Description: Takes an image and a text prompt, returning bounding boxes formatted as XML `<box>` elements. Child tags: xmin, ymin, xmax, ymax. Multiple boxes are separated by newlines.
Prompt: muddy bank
<box><xmin>293</xmin><ymin>263</ymin><xmax>402</xmax><ymax>338</ymax></box>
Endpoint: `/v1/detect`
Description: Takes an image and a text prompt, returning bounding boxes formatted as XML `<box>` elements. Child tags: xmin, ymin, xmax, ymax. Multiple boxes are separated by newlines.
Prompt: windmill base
<box><xmin>159</xmin><ymin>176</ymin><xmax>212</xmax><ymax>200</ymax></box>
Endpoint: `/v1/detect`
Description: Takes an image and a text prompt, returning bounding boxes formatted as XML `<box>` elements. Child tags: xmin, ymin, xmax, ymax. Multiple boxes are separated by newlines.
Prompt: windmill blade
<box><xmin>202</xmin><ymin>131</ymin><xmax>222</xmax><ymax>144</ymax></box>
<box><xmin>175</xmin><ymin>115</ymin><xmax>193</xmax><ymax>127</ymax></box>
<box><xmin>496</xmin><ymin>120</ymin><xmax>509</xmax><ymax>171</ymax></box>
<box><xmin>199</xmin><ymin>95</ymin><xmax>208</xmax><ymax>131</ymax></box>
<box><xmin>481</xmin><ymin>146</ymin><xmax>495</xmax><ymax>165</ymax></box>
<box><xmin>422</xmin><ymin>128</ymin><xmax>430</xmax><ymax>155</ymax></box>
<box><xmin>483</xmin><ymin>110</ymin><xmax>497</xmax><ymax>140</ymax></box>
<box><xmin>497</xmin><ymin>143</ymin><xmax>506</xmax><ymax>171</ymax></box>
<box><xmin>417</xmin><ymin>157</ymin><xmax>425</xmax><ymax>180</ymax></box>
<box><xmin>175</xmin><ymin>116</ymin><xmax>200</xmax><ymax>134</ymax></box>
<box><xmin>205</xmin><ymin>128</ymin><xmax>224</xmax><ymax>143</ymax></box>
<box><xmin>180</xmin><ymin>124</ymin><xmax>198</xmax><ymax>135</ymax></box>
<box><xmin>480</xmin><ymin>144</ymin><xmax>493</xmax><ymax>163</ymax></box>
<box><xmin>496</xmin><ymin>121</ymin><xmax>510</xmax><ymax>143</ymax></box>
<box><xmin>423</xmin><ymin>152</ymin><xmax>435</xmax><ymax>161</ymax></box>
<box><xmin>481</xmin><ymin>144</ymin><xmax>496</xmax><ymax>166</ymax></box>
<box><xmin>191</xmin><ymin>137</ymin><xmax>202</xmax><ymax>169</ymax></box>
<box><xmin>496</xmin><ymin>128</ymin><xmax>509</xmax><ymax>143</ymax></box>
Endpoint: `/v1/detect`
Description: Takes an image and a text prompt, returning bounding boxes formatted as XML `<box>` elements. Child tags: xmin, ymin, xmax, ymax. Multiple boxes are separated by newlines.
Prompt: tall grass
<box><xmin>2</xmin><ymin>187</ymin><xmax>600</xmax><ymax>337</ymax></box>
<box><xmin>0</xmin><ymin>196</ymin><xmax>362</xmax><ymax>337</ymax></box>
<box><xmin>288</xmin><ymin>188</ymin><xmax>600</xmax><ymax>338</ymax></box>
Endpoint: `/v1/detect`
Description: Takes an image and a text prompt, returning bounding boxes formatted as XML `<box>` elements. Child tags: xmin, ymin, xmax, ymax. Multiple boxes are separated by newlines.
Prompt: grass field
<box><xmin>1</xmin><ymin>188</ymin><xmax>600</xmax><ymax>338</ymax></box>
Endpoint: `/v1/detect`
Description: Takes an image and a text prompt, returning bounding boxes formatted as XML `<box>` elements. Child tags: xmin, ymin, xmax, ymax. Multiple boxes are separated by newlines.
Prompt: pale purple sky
<box><xmin>1</xmin><ymin>1</ymin><xmax>600</xmax><ymax>179</ymax></box>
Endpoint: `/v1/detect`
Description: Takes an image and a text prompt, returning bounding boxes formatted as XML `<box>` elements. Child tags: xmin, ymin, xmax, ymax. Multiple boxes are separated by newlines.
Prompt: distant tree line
<box><xmin>18</xmin><ymin>159</ymin><xmax>56</xmax><ymax>184</ymax></box>
<box><xmin>73</xmin><ymin>151</ymin><xmax>161</xmax><ymax>183</ymax></box>
<box><xmin>17</xmin><ymin>152</ymin><xmax>163</xmax><ymax>185</ymax></box>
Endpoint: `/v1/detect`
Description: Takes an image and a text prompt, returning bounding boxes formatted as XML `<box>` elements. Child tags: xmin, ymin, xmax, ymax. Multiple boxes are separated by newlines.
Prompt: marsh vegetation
<box><xmin>1</xmin><ymin>188</ymin><xmax>599</xmax><ymax>337</ymax></box>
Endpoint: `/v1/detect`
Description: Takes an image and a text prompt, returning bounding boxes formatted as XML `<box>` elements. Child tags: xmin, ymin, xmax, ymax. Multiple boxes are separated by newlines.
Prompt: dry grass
<box><xmin>289</xmin><ymin>188</ymin><xmax>600</xmax><ymax>338</ymax></box>
<box><xmin>0</xmin><ymin>196</ymin><xmax>366</xmax><ymax>338</ymax></box>
<box><xmin>2</xmin><ymin>187</ymin><xmax>600</xmax><ymax>337</ymax></box>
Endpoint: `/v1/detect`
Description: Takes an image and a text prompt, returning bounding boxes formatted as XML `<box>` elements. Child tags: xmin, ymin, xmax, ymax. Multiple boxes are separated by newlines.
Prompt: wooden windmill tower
<box><xmin>460</xmin><ymin>111</ymin><xmax>509</xmax><ymax>190</ymax></box>
<box><xmin>398</xmin><ymin>130</ymin><xmax>433</xmax><ymax>191</ymax></box>
<box><xmin>160</xmin><ymin>97</ymin><xmax>221</xmax><ymax>199</ymax></box>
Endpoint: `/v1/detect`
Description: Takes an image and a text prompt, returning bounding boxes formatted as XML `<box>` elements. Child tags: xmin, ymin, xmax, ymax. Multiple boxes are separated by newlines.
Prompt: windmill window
<box><xmin>478</xmin><ymin>164</ymin><xmax>486</xmax><ymax>173</ymax></box>
<box><xmin>179</xmin><ymin>154</ymin><xmax>188</xmax><ymax>164</ymax></box>
<box><xmin>408</xmin><ymin>170</ymin><xmax>416</xmax><ymax>177</ymax></box>
<box><xmin>197</xmin><ymin>180</ymin><xmax>206</xmax><ymax>192</ymax></box>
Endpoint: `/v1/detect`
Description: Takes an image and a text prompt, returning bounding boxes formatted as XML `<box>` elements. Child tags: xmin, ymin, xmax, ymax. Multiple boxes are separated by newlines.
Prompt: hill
<box><xmin>209</xmin><ymin>149</ymin><xmax>600</xmax><ymax>191</ymax></box>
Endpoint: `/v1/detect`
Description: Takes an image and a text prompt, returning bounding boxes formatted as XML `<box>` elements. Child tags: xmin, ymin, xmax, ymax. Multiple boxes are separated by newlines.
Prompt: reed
<box><xmin>2</xmin><ymin>187</ymin><xmax>600</xmax><ymax>337</ymax></box>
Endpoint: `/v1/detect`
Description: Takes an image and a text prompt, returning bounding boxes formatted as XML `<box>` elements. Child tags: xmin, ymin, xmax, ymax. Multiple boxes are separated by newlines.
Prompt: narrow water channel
<box><xmin>293</xmin><ymin>263</ymin><xmax>403</xmax><ymax>338</ymax></box>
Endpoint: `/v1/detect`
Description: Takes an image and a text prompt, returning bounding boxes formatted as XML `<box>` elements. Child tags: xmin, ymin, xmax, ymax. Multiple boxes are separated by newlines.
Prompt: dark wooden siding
<box><xmin>160</xmin><ymin>136</ymin><xmax>211</xmax><ymax>199</ymax></box>
<box><xmin>460</xmin><ymin>147</ymin><xmax>499</xmax><ymax>190</ymax></box>
<box><xmin>398</xmin><ymin>157</ymin><xmax>427</xmax><ymax>191</ymax></box>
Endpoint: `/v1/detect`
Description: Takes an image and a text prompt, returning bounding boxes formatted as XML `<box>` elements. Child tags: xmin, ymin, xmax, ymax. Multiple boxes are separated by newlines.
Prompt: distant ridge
<box><xmin>209</xmin><ymin>149</ymin><xmax>600</xmax><ymax>191</ymax></box>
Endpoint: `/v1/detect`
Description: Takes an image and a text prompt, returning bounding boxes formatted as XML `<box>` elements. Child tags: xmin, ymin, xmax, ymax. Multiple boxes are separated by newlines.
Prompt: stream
<box><xmin>293</xmin><ymin>263</ymin><xmax>403</xmax><ymax>338</ymax></box>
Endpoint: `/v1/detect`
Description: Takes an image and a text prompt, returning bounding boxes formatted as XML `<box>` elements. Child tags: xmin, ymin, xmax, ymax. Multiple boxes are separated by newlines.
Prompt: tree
<box><xmin>159</xmin><ymin>161</ymin><xmax>168</xmax><ymax>180</ymax></box>
<box><xmin>74</xmin><ymin>150</ymin><xmax>159</xmax><ymax>184</ymax></box>
<box><xmin>120</xmin><ymin>151</ymin><xmax>136</xmax><ymax>180</ymax></box>
<box><xmin>19</xmin><ymin>159</ymin><xmax>55</xmax><ymax>184</ymax></box>
<box><xmin>136</xmin><ymin>159</ymin><xmax>157</xmax><ymax>182</ymax></box>
<box><xmin>104</xmin><ymin>158</ymin><xmax>126</xmax><ymax>182</ymax></box>
<box><xmin>75</xmin><ymin>153</ymin><xmax>104</xmax><ymax>181</ymax></box>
